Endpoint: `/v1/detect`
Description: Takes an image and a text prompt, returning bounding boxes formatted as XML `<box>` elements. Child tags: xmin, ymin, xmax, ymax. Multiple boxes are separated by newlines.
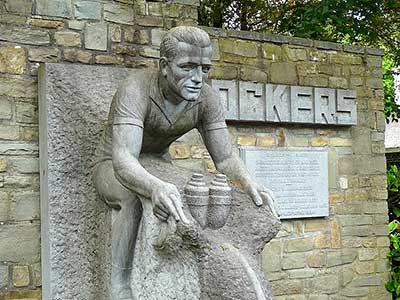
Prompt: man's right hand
<box><xmin>152</xmin><ymin>182</ymin><xmax>190</xmax><ymax>224</ymax></box>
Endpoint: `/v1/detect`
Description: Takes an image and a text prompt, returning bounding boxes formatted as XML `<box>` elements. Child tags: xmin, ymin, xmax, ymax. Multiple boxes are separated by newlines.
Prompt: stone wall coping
<box><xmin>201</xmin><ymin>26</ymin><xmax>385</xmax><ymax>56</ymax></box>
<box><xmin>386</xmin><ymin>147</ymin><xmax>400</xmax><ymax>153</ymax></box>
<box><xmin>170</xmin><ymin>0</ymin><xmax>200</xmax><ymax>6</ymax></box>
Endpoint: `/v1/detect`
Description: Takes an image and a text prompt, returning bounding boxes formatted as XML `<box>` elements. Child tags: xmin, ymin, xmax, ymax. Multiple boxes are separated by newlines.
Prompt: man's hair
<box><xmin>160</xmin><ymin>26</ymin><xmax>211</xmax><ymax>60</ymax></box>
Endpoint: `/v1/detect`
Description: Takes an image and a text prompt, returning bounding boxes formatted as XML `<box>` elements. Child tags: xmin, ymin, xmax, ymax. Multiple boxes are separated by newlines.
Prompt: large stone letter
<box><xmin>336</xmin><ymin>89</ymin><xmax>357</xmax><ymax>125</ymax></box>
<box><xmin>239</xmin><ymin>81</ymin><xmax>265</xmax><ymax>121</ymax></box>
<box><xmin>212</xmin><ymin>80</ymin><xmax>239</xmax><ymax>120</ymax></box>
<box><xmin>290</xmin><ymin>86</ymin><xmax>314</xmax><ymax>123</ymax></box>
<box><xmin>265</xmin><ymin>84</ymin><xmax>291</xmax><ymax>123</ymax></box>
<box><xmin>314</xmin><ymin>88</ymin><xmax>338</xmax><ymax>124</ymax></box>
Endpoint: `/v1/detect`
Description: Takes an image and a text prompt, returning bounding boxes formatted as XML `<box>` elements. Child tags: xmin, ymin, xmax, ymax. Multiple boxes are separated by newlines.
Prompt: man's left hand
<box><xmin>245</xmin><ymin>181</ymin><xmax>280</xmax><ymax>219</ymax></box>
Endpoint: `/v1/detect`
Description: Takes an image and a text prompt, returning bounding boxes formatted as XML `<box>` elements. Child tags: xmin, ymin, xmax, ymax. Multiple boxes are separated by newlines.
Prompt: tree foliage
<box><xmin>388</xmin><ymin>165</ymin><xmax>400</xmax><ymax>218</ymax></box>
<box><xmin>386</xmin><ymin>219</ymin><xmax>400</xmax><ymax>297</ymax></box>
<box><xmin>384</xmin><ymin>58</ymin><xmax>400</xmax><ymax>122</ymax></box>
<box><xmin>388</xmin><ymin>163</ymin><xmax>400</xmax><ymax>296</ymax></box>
<box><xmin>199</xmin><ymin>0</ymin><xmax>400</xmax><ymax>121</ymax></box>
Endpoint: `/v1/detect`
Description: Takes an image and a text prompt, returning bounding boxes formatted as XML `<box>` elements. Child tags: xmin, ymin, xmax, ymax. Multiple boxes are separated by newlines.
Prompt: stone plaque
<box><xmin>240</xmin><ymin>147</ymin><xmax>329</xmax><ymax>219</ymax></box>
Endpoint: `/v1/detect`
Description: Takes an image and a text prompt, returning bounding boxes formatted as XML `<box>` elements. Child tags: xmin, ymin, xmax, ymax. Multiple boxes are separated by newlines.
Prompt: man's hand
<box><xmin>245</xmin><ymin>181</ymin><xmax>280</xmax><ymax>219</ymax></box>
<box><xmin>152</xmin><ymin>182</ymin><xmax>190</xmax><ymax>224</ymax></box>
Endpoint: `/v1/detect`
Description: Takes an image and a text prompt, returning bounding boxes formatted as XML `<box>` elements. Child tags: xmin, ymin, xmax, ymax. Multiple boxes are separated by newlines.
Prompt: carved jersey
<box><xmin>95</xmin><ymin>70</ymin><xmax>227</xmax><ymax>163</ymax></box>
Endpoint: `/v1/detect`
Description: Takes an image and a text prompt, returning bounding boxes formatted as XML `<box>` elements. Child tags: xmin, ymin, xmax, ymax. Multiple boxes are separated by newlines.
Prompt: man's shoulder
<box><xmin>126</xmin><ymin>69</ymin><xmax>156</xmax><ymax>83</ymax></box>
<box><xmin>118</xmin><ymin>69</ymin><xmax>157</xmax><ymax>98</ymax></box>
<box><xmin>111</xmin><ymin>69</ymin><xmax>159</xmax><ymax>118</ymax></box>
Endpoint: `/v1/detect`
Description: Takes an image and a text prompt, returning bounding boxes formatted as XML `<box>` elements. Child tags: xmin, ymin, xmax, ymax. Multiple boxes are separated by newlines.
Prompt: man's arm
<box><xmin>112</xmin><ymin>124</ymin><xmax>188</xmax><ymax>223</ymax></box>
<box><xmin>201</xmin><ymin>126</ymin><xmax>279</xmax><ymax>218</ymax></box>
<box><xmin>112</xmin><ymin>124</ymin><xmax>161</xmax><ymax>197</ymax></box>
<box><xmin>201</xmin><ymin>127</ymin><xmax>255</xmax><ymax>195</ymax></box>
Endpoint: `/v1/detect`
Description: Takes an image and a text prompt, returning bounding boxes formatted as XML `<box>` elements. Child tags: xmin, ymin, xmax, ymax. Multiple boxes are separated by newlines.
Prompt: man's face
<box><xmin>163</xmin><ymin>42</ymin><xmax>212</xmax><ymax>102</ymax></box>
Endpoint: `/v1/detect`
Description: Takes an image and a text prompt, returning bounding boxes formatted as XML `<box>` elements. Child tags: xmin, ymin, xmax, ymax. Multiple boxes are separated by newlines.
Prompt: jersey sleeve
<box><xmin>112</xmin><ymin>79</ymin><xmax>147</xmax><ymax>128</ymax></box>
<box><xmin>199</xmin><ymin>85</ymin><xmax>227</xmax><ymax>131</ymax></box>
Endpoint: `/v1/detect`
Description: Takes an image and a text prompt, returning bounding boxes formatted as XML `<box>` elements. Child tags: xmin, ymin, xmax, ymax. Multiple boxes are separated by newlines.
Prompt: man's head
<box><xmin>159</xmin><ymin>26</ymin><xmax>212</xmax><ymax>102</ymax></box>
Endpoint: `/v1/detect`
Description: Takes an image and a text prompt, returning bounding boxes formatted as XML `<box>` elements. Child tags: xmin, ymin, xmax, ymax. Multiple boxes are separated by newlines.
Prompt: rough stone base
<box><xmin>133</xmin><ymin>156</ymin><xmax>280</xmax><ymax>299</ymax></box>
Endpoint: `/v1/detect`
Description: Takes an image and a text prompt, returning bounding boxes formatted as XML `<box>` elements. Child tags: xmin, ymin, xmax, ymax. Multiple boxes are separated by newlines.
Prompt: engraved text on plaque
<box><xmin>240</xmin><ymin>147</ymin><xmax>329</xmax><ymax>219</ymax></box>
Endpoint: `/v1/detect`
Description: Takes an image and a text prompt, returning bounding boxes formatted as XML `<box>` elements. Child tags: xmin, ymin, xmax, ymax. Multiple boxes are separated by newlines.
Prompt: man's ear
<box><xmin>159</xmin><ymin>57</ymin><xmax>168</xmax><ymax>77</ymax></box>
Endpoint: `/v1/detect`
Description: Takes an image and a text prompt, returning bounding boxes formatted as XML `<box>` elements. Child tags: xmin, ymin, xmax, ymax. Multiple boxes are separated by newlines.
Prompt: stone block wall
<box><xmin>0</xmin><ymin>0</ymin><xmax>390</xmax><ymax>299</ymax></box>
<box><xmin>172</xmin><ymin>28</ymin><xmax>389</xmax><ymax>299</ymax></box>
<box><xmin>0</xmin><ymin>0</ymin><xmax>198</xmax><ymax>299</ymax></box>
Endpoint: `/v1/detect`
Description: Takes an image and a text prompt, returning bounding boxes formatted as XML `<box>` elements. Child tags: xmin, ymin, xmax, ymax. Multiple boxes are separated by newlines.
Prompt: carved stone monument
<box><xmin>40</xmin><ymin>26</ymin><xmax>281</xmax><ymax>300</ymax></box>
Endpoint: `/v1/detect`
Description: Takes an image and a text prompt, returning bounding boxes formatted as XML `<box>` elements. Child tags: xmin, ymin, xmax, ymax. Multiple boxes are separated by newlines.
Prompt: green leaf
<box><xmin>394</xmin><ymin>208</ymin><xmax>400</xmax><ymax>217</ymax></box>
<box><xmin>389</xmin><ymin>221</ymin><xmax>398</xmax><ymax>232</ymax></box>
<box><xmin>395</xmin><ymin>241</ymin><xmax>400</xmax><ymax>250</ymax></box>
<box><xmin>386</xmin><ymin>281</ymin><xmax>395</xmax><ymax>292</ymax></box>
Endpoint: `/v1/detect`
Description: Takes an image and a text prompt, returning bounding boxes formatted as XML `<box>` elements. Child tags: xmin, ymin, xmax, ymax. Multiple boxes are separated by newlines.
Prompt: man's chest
<box><xmin>143</xmin><ymin>100</ymin><xmax>201</xmax><ymax>138</ymax></box>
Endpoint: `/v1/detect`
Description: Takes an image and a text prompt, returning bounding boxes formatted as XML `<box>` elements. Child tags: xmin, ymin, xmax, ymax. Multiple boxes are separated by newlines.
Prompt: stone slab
<box><xmin>39</xmin><ymin>63</ymin><xmax>130</xmax><ymax>300</ymax></box>
<box><xmin>0</xmin><ymin>25</ymin><xmax>50</xmax><ymax>46</ymax></box>
<box><xmin>104</xmin><ymin>3</ymin><xmax>134</xmax><ymax>25</ymax></box>
<box><xmin>74</xmin><ymin>0</ymin><xmax>101</xmax><ymax>20</ymax></box>
<box><xmin>0</xmin><ymin>264</ymin><xmax>8</xmax><ymax>289</ymax></box>
<box><xmin>35</xmin><ymin>0</ymin><xmax>72</xmax><ymax>18</ymax></box>
<box><xmin>240</xmin><ymin>147</ymin><xmax>329</xmax><ymax>219</ymax></box>
<box><xmin>84</xmin><ymin>22</ymin><xmax>107</xmax><ymax>51</ymax></box>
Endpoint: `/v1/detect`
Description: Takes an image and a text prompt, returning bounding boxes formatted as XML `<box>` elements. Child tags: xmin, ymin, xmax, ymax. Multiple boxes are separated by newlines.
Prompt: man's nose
<box><xmin>191</xmin><ymin>66</ymin><xmax>202</xmax><ymax>83</ymax></box>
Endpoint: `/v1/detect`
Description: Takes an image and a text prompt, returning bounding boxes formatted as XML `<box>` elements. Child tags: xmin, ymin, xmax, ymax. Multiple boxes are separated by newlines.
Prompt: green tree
<box><xmin>199</xmin><ymin>0</ymin><xmax>400</xmax><ymax>121</ymax></box>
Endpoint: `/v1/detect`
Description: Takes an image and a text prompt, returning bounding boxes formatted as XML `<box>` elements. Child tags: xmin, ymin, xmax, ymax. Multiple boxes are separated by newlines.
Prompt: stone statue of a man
<box><xmin>93</xmin><ymin>26</ymin><xmax>278</xmax><ymax>300</ymax></box>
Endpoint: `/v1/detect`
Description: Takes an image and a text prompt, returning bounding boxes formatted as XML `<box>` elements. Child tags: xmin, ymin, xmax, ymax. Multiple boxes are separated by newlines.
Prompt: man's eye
<box><xmin>180</xmin><ymin>64</ymin><xmax>194</xmax><ymax>71</ymax></box>
<box><xmin>202</xmin><ymin>66</ymin><xmax>210</xmax><ymax>73</ymax></box>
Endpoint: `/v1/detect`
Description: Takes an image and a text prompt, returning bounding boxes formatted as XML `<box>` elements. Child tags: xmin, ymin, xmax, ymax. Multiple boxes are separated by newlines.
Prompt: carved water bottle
<box><xmin>208</xmin><ymin>174</ymin><xmax>232</xmax><ymax>229</ymax></box>
<box><xmin>184</xmin><ymin>173</ymin><xmax>209</xmax><ymax>228</ymax></box>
